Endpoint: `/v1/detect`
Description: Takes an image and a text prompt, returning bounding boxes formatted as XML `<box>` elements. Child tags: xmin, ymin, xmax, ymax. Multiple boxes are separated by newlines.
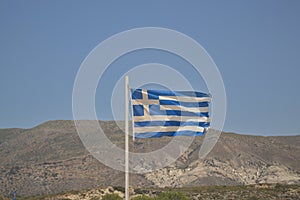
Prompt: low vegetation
<box><xmin>102</xmin><ymin>194</ymin><xmax>123</xmax><ymax>200</ymax></box>
<box><xmin>132</xmin><ymin>191</ymin><xmax>189</xmax><ymax>200</ymax></box>
<box><xmin>1</xmin><ymin>184</ymin><xmax>299</xmax><ymax>200</ymax></box>
<box><xmin>155</xmin><ymin>191</ymin><xmax>189</xmax><ymax>200</ymax></box>
<box><xmin>132</xmin><ymin>195</ymin><xmax>153</xmax><ymax>200</ymax></box>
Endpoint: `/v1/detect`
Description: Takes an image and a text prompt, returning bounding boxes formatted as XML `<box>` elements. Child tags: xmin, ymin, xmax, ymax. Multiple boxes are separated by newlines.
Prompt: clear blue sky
<box><xmin>0</xmin><ymin>0</ymin><xmax>299</xmax><ymax>136</ymax></box>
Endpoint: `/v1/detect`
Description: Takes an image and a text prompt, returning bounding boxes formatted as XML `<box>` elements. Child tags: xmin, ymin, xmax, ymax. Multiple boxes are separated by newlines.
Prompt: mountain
<box><xmin>0</xmin><ymin>120</ymin><xmax>299</xmax><ymax>196</ymax></box>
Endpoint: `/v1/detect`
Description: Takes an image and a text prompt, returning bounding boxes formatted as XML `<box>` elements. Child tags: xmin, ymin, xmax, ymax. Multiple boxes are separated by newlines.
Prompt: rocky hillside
<box><xmin>0</xmin><ymin>120</ymin><xmax>299</xmax><ymax>196</ymax></box>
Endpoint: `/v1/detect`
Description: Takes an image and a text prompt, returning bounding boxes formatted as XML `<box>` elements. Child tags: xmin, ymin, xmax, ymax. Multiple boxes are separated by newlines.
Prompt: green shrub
<box><xmin>102</xmin><ymin>193</ymin><xmax>123</xmax><ymax>200</ymax></box>
<box><xmin>155</xmin><ymin>191</ymin><xmax>189</xmax><ymax>200</ymax></box>
<box><xmin>132</xmin><ymin>195</ymin><xmax>154</xmax><ymax>200</ymax></box>
<box><xmin>134</xmin><ymin>188</ymin><xmax>148</xmax><ymax>195</ymax></box>
<box><xmin>113</xmin><ymin>186</ymin><xmax>125</xmax><ymax>193</ymax></box>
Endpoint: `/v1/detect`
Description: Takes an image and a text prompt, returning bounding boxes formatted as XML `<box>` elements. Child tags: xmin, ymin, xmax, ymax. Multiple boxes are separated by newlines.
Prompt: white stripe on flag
<box><xmin>158</xmin><ymin>96</ymin><xmax>211</xmax><ymax>102</ymax></box>
<box><xmin>135</xmin><ymin>125</ymin><xmax>205</xmax><ymax>133</ymax></box>
<box><xmin>132</xmin><ymin>99</ymin><xmax>159</xmax><ymax>105</ymax></box>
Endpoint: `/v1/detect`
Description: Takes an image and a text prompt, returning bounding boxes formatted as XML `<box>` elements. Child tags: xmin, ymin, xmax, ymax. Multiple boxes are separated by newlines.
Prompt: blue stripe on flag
<box><xmin>134</xmin><ymin>120</ymin><xmax>210</xmax><ymax>127</ymax></box>
<box><xmin>149</xmin><ymin>104</ymin><xmax>209</xmax><ymax>117</ymax></box>
<box><xmin>159</xmin><ymin>100</ymin><xmax>209</xmax><ymax>107</ymax></box>
<box><xmin>147</xmin><ymin>90</ymin><xmax>210</xmax><ymax>99</ymax></box>
<box><xmin>134</xmin><ymin>131</ymin><xmax>206</xmax><ymax>138</ymax></box>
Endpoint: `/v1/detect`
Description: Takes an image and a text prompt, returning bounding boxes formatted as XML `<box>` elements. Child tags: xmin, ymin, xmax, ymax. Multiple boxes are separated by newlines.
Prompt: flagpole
<box><xmin>125</xmin><ymin>75</ymin><xmax>129</xmax><ymax>200</ymax></box>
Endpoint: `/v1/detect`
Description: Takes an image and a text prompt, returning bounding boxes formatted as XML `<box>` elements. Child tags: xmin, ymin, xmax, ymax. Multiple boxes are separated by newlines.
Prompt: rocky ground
<box><xmin>0</xmin><ymin>120</ymin><xmax>299</xmax><ymax>197</ymax></box>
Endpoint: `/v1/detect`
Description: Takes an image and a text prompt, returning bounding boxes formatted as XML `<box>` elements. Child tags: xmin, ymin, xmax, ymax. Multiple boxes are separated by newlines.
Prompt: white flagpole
<box><xmin>125</xmin><ymin>75</ymin><xmax>129</xmax><ymax>200</ymax></box>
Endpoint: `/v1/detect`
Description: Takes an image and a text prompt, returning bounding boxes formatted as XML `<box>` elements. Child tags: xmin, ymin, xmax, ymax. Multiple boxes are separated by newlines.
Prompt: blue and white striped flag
<box><xmin>131</xmin><ymin>89</ymin><xmax>211</xmax><ymax>138</ymax></box>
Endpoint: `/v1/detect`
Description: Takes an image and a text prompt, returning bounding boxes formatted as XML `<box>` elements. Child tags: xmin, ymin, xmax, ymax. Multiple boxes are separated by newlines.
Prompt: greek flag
<box><xmin>131</xmin><ymin>89</ymin><xmax>211</xmax><ymax>138</ymax></box>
